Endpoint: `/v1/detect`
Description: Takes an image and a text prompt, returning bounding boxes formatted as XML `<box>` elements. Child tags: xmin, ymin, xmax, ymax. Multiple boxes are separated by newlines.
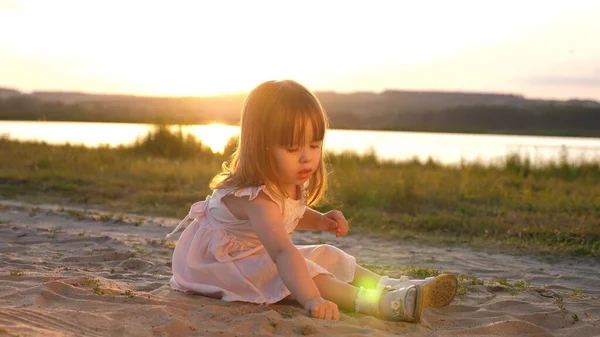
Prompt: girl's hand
<box><xmin>322</xmin><ymin>210</ymin><xmax>349</xmax><ymax>237</ymax></box>
<box><xmin>304</xmin><ymin>297</ymin><xmax>340</xmax><ymax>320</ymax></box>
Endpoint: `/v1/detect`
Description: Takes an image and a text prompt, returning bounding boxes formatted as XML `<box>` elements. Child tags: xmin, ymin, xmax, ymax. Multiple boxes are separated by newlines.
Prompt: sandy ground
<box><xmin>1</xmin><ymin>200</ymin><xmax>599</xmax><ymax>337</ymax></box>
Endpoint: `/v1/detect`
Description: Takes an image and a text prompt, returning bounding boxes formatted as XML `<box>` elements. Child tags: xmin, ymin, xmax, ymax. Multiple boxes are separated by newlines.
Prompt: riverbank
<box><xmin>1</xmin><ymin>135</ymin><xmax>599</xmax><ymax>256</ymax></box>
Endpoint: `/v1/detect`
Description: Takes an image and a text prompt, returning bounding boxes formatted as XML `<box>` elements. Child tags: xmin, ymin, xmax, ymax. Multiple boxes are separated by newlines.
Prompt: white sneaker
<box><xmin>379</xmin><ymin>284</ymin><xmax>423</xmax><ymax>323</ymax></box>
<box><xmin>380</xmin><ymin>274</ymin><xmax>457</xmax><ymax>308</ymax></box>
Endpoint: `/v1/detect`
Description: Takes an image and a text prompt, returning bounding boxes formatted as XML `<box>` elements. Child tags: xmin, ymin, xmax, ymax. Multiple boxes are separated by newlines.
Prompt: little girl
<box><xmin>166</xmin><ymin>80</ymin><xmax>457</xmax><ymax>322</ymax></box>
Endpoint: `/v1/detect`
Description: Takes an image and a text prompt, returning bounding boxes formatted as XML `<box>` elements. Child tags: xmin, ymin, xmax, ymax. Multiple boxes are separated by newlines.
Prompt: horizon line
<box><xmin>2</xmin><ymin>85</ymin><xmax>599</xmax><ymax>103</ymax></box>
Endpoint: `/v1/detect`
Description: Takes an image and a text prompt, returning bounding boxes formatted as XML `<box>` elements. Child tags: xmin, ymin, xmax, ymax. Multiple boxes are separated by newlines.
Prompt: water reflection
<box><xmin>179</xmin><ymin>124</ymin><xmax>238</xmax><ymax>153</ymax></box>
<box><xmin>1</xmin><ymin>121</ymin><xmax>600</xmax><ymax>165</ymax></box>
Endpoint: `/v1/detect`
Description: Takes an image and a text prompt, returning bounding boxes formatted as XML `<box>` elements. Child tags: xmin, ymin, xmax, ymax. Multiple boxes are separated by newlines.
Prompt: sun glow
<box><xmin>183</xmin><ymin>123</ymin><xmax>239</xmax><ymax>154</ymax></box>
<box><xmin>1</xmin><ymin>1</ymin><xmax>599</xmax><ymax>98</ymax></box>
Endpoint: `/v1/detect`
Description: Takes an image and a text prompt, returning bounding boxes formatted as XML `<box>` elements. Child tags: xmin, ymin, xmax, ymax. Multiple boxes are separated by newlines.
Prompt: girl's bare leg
<box><xmin>351</xmin><ymin>264</ymin><xmax>382</xmax><ymax>289</ymax></box>
<box><xmin>313</xmin><ymin>274</ymin><xmax>358</xmax><ymax>311</ymax></box>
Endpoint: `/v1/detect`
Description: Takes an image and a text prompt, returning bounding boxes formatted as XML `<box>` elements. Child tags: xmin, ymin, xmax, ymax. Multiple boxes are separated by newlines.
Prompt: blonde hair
<box><xmin>210</xmin><ymin>80</ymin><xmax>328</xmax><ymax>205</ymax></box>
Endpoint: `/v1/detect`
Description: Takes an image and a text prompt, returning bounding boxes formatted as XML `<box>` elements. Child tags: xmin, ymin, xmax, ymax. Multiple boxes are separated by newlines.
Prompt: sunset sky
<box><xmin>1</xmin><ymin>0</ymin><xmax>599</xmax><ymax>100</ymax></box>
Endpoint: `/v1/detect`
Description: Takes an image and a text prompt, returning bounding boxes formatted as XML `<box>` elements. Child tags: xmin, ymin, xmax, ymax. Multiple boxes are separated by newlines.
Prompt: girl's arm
<box><xmin>244</xmin><ymin>192</ymin><xmax>321</xmax><ymax>306</ymax></box>
<box><xmin>295</xmin><ymin>207</ymin><xmax>327</xmax><ymax>230</ymax></box>
<box><xmin>296</xmin><ymin>207</ymin><xmax>349</xmax><ymax>237</ymax></box>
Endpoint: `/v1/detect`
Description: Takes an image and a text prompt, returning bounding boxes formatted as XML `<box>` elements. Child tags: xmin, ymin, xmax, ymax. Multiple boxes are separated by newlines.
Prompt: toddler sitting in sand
<box><xmin>166</xmin><ymin>80</ymin><xmax>457</xmax><ymax>322</ymax></box>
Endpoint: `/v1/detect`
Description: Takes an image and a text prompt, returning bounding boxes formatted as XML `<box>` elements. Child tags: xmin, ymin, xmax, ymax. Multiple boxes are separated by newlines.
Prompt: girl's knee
<box><xmin>312</xmin><ymin>273</ymin><xmax>336</xmax><ymax>286</ymax></box>
<box><xmin>315</xmin><ymin>244</ymin><xmax>344</xmax><ymax>256</ymax></box>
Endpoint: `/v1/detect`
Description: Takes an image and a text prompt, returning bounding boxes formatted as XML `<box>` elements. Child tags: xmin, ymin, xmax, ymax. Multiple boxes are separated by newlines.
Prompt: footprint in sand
<box><xmin>118</xmin><ymin>258</ymin><xmax>154</xmax><ymax>271</ymax></box>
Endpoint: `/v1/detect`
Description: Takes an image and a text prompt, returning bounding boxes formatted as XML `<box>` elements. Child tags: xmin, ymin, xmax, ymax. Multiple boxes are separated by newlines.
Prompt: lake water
<box><xmin>1</xmin><ymin>121</ymin><xmax>600</xmax><ymax>166</ymax></box>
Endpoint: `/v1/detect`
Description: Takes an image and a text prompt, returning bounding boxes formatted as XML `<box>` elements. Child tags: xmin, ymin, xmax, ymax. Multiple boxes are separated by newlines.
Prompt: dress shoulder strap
<box><xmin>227</xmin><ymin>185</ymin><xmax>283</xmax><ymax>214</ymax></box>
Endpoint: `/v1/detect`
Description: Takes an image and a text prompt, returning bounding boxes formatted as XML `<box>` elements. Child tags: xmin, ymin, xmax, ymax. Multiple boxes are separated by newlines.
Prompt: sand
<box><xmin>1</xmin><ymin>200</ymin><xmax>599</xmax><ymax>337</ymax></box>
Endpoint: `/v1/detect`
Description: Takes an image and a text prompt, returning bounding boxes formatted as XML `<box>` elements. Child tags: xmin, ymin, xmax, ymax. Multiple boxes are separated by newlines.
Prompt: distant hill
<box><xmin>1</xmin><ymin>87</ymin><xmax>599</xmax><ymax>137</ymax></box>
<box><xmin>0</xmin><ymin>88</ymin><xmax>21</xmax><ymax>99</ymax></box>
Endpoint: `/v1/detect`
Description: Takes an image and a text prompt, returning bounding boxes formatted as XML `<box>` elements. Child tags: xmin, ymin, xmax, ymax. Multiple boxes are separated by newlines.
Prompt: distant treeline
<box><xmin>1</xmin><ymin>88</ymin><xmax>600</xmax><ymax>137</ymax></box>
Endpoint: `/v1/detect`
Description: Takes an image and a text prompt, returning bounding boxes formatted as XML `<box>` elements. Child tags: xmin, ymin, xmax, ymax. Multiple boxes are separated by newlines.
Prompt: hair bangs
<box><xmin>271</xmin><ymin>103</ymin><xmax>326</xmax><ymax>149</ymax></box>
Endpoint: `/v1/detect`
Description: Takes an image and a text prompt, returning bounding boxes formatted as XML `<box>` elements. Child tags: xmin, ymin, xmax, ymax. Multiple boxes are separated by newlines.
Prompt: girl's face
<box><xmin>272</xmin><ymin>121</ymin><xmax>322</xmax><ymax>198</ymax></box>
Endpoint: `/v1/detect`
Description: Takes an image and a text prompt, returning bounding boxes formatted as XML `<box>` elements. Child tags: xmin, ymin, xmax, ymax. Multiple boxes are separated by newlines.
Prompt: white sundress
<box><xmin>167</xmin><ymin>185</ymin><xmax>357</xmax><ymax>304</ymax></box>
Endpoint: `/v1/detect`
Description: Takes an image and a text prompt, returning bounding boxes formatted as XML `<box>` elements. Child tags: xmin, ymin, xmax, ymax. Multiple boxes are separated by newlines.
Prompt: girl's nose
<box><xmin>300</xmin><ymin>148</ymin><xmax>311</xmax><ymax>163</ymax></box>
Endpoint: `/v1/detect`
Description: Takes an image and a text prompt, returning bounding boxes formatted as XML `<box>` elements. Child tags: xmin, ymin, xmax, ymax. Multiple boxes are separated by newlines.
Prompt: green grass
<box><xmin>1</xmin><ymin>130</ymin><xmax>599</xmax><ymax>257</ymax></box>
<box><xmin>121</xmin><ymin>289</ymin><xmax>135</xmax><ymax>298</ymax></box>
<box><xmin>362</xmin><ymin>264</ymin><xmax>442</xmax><ymax>279</ymax></box>
<box><xmin>325</xmin><ymin>151</ymin><xmax>600</xmax><ymax>256</ymax></box>
<box><xmin>84</xmin><ymin>277</ymin><xmax>105</xmax><ymax>295</ymax></box>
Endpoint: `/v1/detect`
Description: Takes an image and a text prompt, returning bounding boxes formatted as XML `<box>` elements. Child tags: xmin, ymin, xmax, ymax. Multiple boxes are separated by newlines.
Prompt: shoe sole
<box><xmin>421</xmin><ymin>274</ymin><xmax>458</xmax><ymax>308</ymax></box>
